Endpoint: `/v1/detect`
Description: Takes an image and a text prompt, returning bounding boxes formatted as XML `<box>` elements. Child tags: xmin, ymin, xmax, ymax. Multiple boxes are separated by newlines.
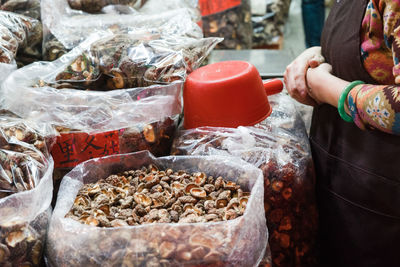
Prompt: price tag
<box><xmin>52</xmin><ymin>130</ymin><xmax>120</xmax><ymax>168</ymax></box>
<box><xmin>199</xmin><ymin>0</ymin><xmax>242</xmax><ymax>16</ymax></box>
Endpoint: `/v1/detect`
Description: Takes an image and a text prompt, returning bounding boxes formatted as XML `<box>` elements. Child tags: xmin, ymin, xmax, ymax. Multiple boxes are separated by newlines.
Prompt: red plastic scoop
<box><xmin>184</xmin><ymin>61</ymin><xmax>283</xmax><ymax>129</ymax></box>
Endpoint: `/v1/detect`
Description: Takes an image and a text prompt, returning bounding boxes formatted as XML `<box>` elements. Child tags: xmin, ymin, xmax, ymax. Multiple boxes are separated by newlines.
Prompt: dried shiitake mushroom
<box><xmin>66</xmin><ymin>164</ymin><xmax>250</xmax><ymax>227</ymax></box>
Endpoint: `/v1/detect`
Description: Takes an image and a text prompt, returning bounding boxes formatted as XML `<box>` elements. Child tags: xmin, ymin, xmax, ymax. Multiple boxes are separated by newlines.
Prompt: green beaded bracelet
<box><xmin>338</xmin><ymin>80</ymin><xmax>365</xmax><ymax>122</ymax></box>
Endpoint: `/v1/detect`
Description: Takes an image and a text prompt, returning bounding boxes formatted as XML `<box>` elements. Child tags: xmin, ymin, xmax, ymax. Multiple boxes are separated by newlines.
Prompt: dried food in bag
<box><xmin>67</xmin><ymin>0</ymin><xmax>147</xmax><ymax>13</ymax></box>
<box><xmin>66</xmin><ymin>163</ymin><xmax>250</xmax><ymax>226</ymax></box>
<box><xmin>1</xmin><ymin>0</ymin><xmax>41</xmax><ymax>20</ymax></box>
<box><xmin>252</xmin><ymin>0</ymin><xmax>291</xmax><ymax>48</ymax></box>
<box><xmin>46</xmin><ymin>151</ymin><xmax>268</xmax><ymax>266</ymax></box>
<box><xmin>0</xmin><ymin>145</ymin><xmax>53</xmax><ymax>266</ymax></box>
<box><xmin>42</xmin><ymin>32</ymin><xmax>67</xmax><ymax>61</ymax></box>
<box><xmin>45</xmin><ymin>34</ymin><xmax>221</xmax><ymax>91</ymax></box>
<box><xmin>68</xmin><ymin>0</ymin><xmax>146</xmax><ymax>13</ymax></box>
<box><xmin>0</xmin><ymin>117</ymin><xmax>56</xmax><ymax>199</ymax></box>
<box><xmin>0</xmin><ymin>11</ymin><xmax>42</xmax><ymax>66</ymax></box>
<box><xmin>200</xmin><ymin>0</ymin><xmax>253</xmax><ymax>49</ymax></box>
<box><xmin>4</xmin><ymin>0</ymin><xmax>46</xmax><ymax>66</ymax></box>
<box><xmin>42</xmin><ymin>0</ymin><xmax>203</xmax><ymax>60</ymax></box>
<box><xmin>0</xmin><ymin>209</ymin><xmax>50</xmax><ymax>267</ymax></box>
<box><xmin>0</xmin><ymin>117</ymin><xmax>56</xmax><ymax>156</ymax></box>
<box><xmin>172</xmin><ymin>94</ymin><xmax>319</xmax><ymax>267</ymax></box>
<box><xmin>0</xmin><ymin>149</ymin><xmax>45</xmax><ymax>199</ymax></box>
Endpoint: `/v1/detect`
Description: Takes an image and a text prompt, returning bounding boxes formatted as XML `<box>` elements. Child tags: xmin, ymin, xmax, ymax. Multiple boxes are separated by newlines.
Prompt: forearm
<box><xmin>307</xmin><ymin>67</ymin><xmax>400</xmax><ymax>134</ymax></box>
<box><xmin>306</xmin><ymin>67</ymin><xmax>349</xmax><ymax>107</ymax></box>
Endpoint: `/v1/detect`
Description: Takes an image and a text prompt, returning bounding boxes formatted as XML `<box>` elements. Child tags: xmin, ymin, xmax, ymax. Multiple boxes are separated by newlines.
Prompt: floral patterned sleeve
<box><xmin>347</xmin><ymin>0</ymin><xmax>400</xmax><ymax>134</ymax></box>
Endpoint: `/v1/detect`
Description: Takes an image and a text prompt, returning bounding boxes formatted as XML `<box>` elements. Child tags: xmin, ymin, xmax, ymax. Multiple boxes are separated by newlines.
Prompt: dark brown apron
<box><xmin>310</xmin><ymin>0</ymin><xmax>400</xmax><ymax>266</ymax></box>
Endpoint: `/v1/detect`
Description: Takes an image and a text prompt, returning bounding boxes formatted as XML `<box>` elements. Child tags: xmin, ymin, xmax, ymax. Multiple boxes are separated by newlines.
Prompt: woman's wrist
<box><xmin>307</xmin><ymin>67</ymin><xmax>349</xmax><ymax>107</ymax></box>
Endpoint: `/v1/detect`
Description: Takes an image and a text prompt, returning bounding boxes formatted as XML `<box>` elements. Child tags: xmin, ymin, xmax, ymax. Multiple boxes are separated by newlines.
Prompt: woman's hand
<box><xmin>284</xmin><ymin>46</ymin><xmax>325</xmax><ymax>106</ymax></box>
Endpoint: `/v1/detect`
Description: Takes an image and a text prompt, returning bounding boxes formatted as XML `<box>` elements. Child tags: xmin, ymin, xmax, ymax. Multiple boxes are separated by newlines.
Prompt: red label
<box><xmin>51</xmin><ymin>130</ymin><xmax>120</xmax><ymax>168</ymax></box>
<box><xmin>199</xmin><ymin>0</ymin><xmax>241</xmax><ymax>16</ymax></box>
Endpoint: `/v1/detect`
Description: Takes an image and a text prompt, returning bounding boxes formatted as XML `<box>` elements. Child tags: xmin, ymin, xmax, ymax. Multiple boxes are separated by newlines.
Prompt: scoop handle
<box><xmin>263</xmin><ymin>79</ymin><xmax>283</xmax><ymax>96</ymax></box>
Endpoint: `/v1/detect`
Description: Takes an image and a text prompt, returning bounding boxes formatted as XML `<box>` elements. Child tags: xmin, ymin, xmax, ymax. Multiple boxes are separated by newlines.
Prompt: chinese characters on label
<box><xmin>52</xmin><ymin>130</ymin><xmax>120</xmax><ymax>168</ymax></box>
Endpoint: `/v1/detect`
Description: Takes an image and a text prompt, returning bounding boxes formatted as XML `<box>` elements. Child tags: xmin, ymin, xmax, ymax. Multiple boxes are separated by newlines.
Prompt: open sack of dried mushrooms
<box><xmin>172</xmin><ymin>94</ymin><xmax>319</xmax><ymax>267</ymax></box>
<box><xmin>0</xmin><ymin>116</ymin><xmax>55</xmax><ymax>267</ymax></box>
<box><xmin>46</xmin><ymin>151</ymin><xmax>268</xmax><ymax>266</ymax></box>
<box><xmin>41</xmin><ymin>0</ymin><xmax>201</xmax><ymax>61</ymax></box>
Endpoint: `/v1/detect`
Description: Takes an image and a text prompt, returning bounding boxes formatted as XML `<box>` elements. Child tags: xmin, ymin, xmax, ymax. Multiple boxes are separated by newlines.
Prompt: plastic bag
<box><xmin>0</xmin><ymin>116</ymin><xmax>56</xmax><ymax>198</ymax></box>
<box><xmin>0</xmin><ymin>10</ymin><xmax>42</xmax><ymax>67</ymax></box>
<box><xmin>0</xmin><ymin>0</ymin><xmax>44</xmax><ymax>66</ymax></box>
<box><xmin>0</xmin><ymin>120</ymin><xmax>53</xmax><ymax>266</ymax></box>
<box><xmin>252</xmin><ymin>0</ymin><xmax>291</xmax><ymax>48</ymax></box>
<box><xmin>0</xmin><ymin>116</ymin><xmax>56</xmax><ymax>156</ymax></box>
<box><xmin>172</xmin><ymin>94</ymin><xmax>319</xmax><ymax>267</ymax></box>
<box><xmin>0</xmin><ymin>0</ymin><xmax>41</xmax><ymax>20</ymax></box>
<box><xmin>200</xmin><ymin>0</ymin><xmax>253</xmax><ymax>49</ymax></box>
<box><xmin>46</xmin><ymin>150</ymin><xmax>268</xmax><ymax>266</ymax></box>
<box><xmin>0</xmin><ymin>62</ymin><xmax>16</xmax><ymax>82</ymax></box>
<box><xmin>42</xmin><ymin>0</ymin><xmax>202</xmax><ymax>60</ymax></box>
<box><xmin>43</xmin><ymin>33</ymin><xmax>221</xmax><ymax>90</ymax></box>
<box><xmin>67</xmin><ymin>0</ymin><xmax>146</xmax><ymax>13</ymax></box>
<box><xmin>0</xmin><ymin>160</ymin><xmax>53</xmax><ymax>266</ymax></box>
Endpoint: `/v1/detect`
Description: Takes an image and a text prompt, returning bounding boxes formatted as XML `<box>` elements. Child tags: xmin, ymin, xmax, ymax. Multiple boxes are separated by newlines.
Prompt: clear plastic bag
<box><xmin>0</xmin><ymin>62</ymin><xmax>16</xmax><ymax>82</ymax></box>
<box><xmin>0</xmin><ymin>0</ymin><xmax>44</xmax><ymax>66</ymax></box>
<box><xmin>200</xmin><ymin>0</ymin><xmax>253</xmax><ymax>49</ymax></box>
<box><xmin>67</xmin><ymin>0</ymin><xmax>147</xmax><ymax>13</ymax></box>
<box><xmin>44</xmin><ymin>33</ymin><xmax>221</xmax><ymax>90</ymax></box>
<box><xmin>0</xmin><ymin>133</ymin><xmax>53</xmax><ymax>266</ymax></box>
<box><xmin>46</xmin><ymin>151</ymin><xmax>268</xmax><ymax>266</ymax></box>
<box><xmin>0</xmin><ymin>209</ymin><xmax>51</xmax><ymax>267</ymax></box>
<box><xmin>42</xmin><ymin>0</ymin><xmax>202</xmax><ymax>60</ymax></box>
<box><xmin>0</xmin><ymin>0</ymin><xmax>41</xmax><ymax>20</ymax></box>
<box><xmin>0</xmin><ymin>161</ymin><xmax>53</xmax><ymax>267</ymax></box>
<box><xmin>0</xmin><ymin>116</ymin><xmax>56</xmax><ymax>199</ymax></box>
<box><xmin>0</xmin><ymin>116</ymin><xmax>57</xmax><ymax>153</ymax></box>
<box><xmin>0</xmin><ymin>10</ymin><xmax>42</xmax><ymax>67</ymax></box>
<box><xmin>252</xmin><ymin>0</ymin><xmax>291</xmax><ymax>48</ymax></box>
<box><xmin>172</xmin><ymin>94</ymin><xmax>319</xmax><ymax>267</ymax></box>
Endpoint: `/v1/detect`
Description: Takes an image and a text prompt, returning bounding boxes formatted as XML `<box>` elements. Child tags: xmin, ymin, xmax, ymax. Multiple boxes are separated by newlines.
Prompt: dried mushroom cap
<box><xmin>184</xmin><ymin>183</ymin><xmax>198</xmax><ymax>194</ymax></box>
<box><xmin>67</xmin><ymin>164</ymin><xmax>251</xmax><ymax>229</ymax></box>
<box><xmin>133</xmin><ymin>193</ymin><xmax>152</xmax><ymax>207</ymax></box>
<box><xmin>143</xmin><ymin>124</ymin><xmax>156</xmax><ymax>143</ymax></box>
<box><xmin>189</xmin><ymin>234</ymin><xmax>217</xmax><ymax>249</ymax></box>
<box><xmin>224</xmin><ymin>181</ymin><xmax>240</xmax><ymax>190</ymax></box>
<box><xmin>110</xmin><ymin>219</ymin><xmax>128</xmax><ymax>227</ymax></box>
<box><xmin>190</xmin><ymin>188</ymin><xmax>206</xmax><ymax>199</ymax></box>
<box><xmin>203</xmin><ymin>184</ymin><xmax>215</xmax><ymax>193</ymax></box>
<box><xmin>83</xmin><ymin>216</ymin><xmax>99</xmax><ymax>226</ymax></box>
<box><xmin>159</xmin><ymin>241</ymin><xmax>176</xmax><ymax>258</ymax></box>
<box><xmin>227</xmin><ymin>198</ymin><xmax>240</xmax><ymax>210</ymax></box>
<box><xmin>5</xmin><ymin>230</ymin><xmax>26</xmax><ymax>247</ymax></box>
<box><xmin>171</xmin><ymin>182</ymin><xmax>184</xmax><ymax>191</ymax></box>
<box><xmin>193</xmin><ymin>172</ymin><xmax>207</xmax><ymax>186</ymax></box>
<box><xmin>239</xmin><ymin>197</ymin><xmax>249</xmax><ymax>209</ymax></box>
<box><xmin>204</xmin><ymin>250</ymin><xmax>224</xmax><ymax>262</ymax></box>
<box><xmin>216</xmin><ymin>198</ymin><xmax>228</xmax><ymax>209</ymax></box>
